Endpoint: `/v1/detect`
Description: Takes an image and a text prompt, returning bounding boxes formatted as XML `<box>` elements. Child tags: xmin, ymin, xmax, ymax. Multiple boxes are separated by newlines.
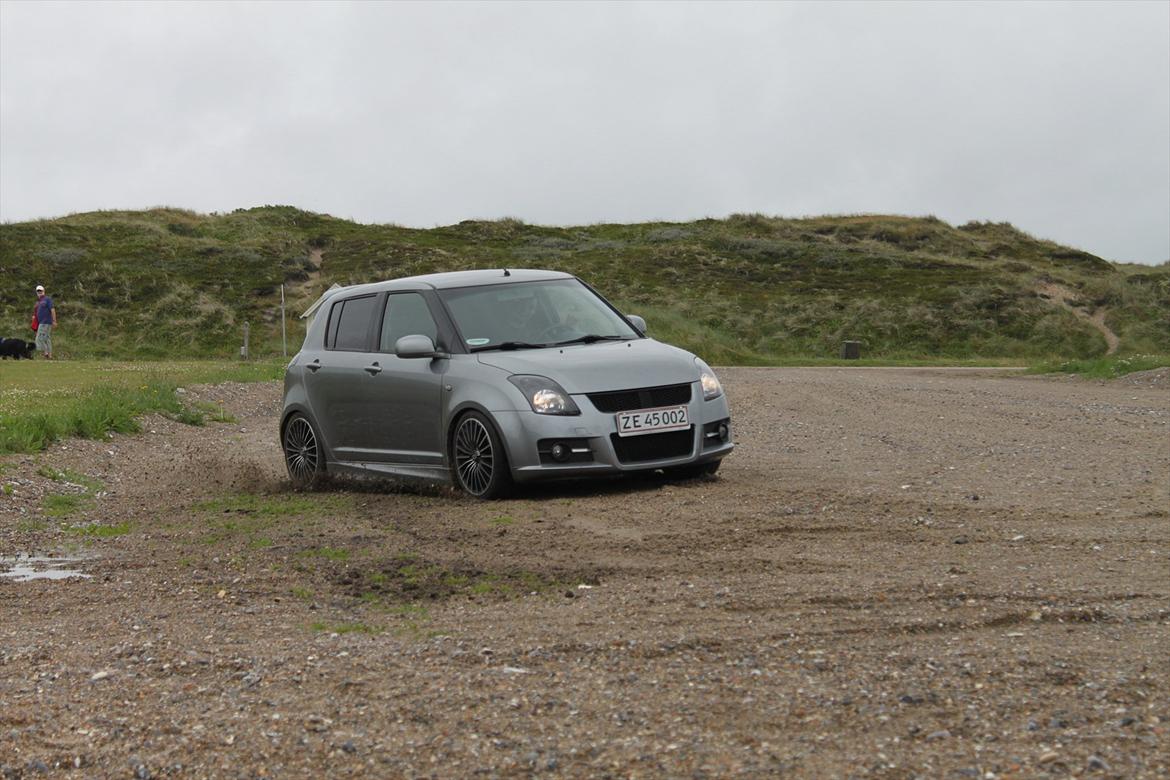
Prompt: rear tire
<box><xmin>283</xmin><ymin>413</ymin><xmax>324</xmax><ymax>488</ymax></box>
<box><xmin>451</xmin><ymin>411</ymin><xmax>513</xmax><ymax>499</ymax></box>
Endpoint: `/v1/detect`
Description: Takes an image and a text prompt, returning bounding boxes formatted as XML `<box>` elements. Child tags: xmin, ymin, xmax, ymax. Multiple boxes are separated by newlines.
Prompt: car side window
<box><xmin>379</xmin><ymin>292</ymin><xmax>439</xmax><ymax>353</ymax></box>
<box><xmin>325</xmin><ymin>302</ymin><xmax>342</xmax><ymax>347</ymax></box>
<box><xmin>328</xmin><ymin>295</ymin><xmax>378</xmax><ymax>351</ymax></box>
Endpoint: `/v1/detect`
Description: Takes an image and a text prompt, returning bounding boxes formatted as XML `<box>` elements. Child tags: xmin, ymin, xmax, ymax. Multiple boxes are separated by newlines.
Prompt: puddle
<box><xmin>0</xmin><ymin>553</ymin><xmax>92</xmax><ymax>582</ymax></box>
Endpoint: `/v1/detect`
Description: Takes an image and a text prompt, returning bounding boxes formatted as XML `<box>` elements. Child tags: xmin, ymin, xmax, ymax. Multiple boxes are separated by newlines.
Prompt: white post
<box><xmin>281</xmin><ymin>284</ymin><xmax>287</xmax><ymax>358</ymax></box>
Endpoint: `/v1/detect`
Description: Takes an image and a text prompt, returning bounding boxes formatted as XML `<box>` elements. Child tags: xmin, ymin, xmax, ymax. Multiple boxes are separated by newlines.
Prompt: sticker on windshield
<box><xmin>466</xmin><ymin>338</ymin><xmax>491</xmax><ymax>346</ymax></box>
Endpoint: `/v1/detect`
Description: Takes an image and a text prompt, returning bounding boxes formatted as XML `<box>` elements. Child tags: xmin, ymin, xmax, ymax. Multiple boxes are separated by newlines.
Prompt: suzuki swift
<box><xmin>281</xmin><ymin>269</ymin><xmax>733</xmax><ymax>498</ymax></box>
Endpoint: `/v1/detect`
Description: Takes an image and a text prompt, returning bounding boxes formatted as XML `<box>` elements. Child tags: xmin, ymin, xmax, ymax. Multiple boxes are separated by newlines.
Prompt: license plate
<box><xmin>615</xmin><ymin>405</ymin><xmax>690</xmax><ymax>437</ymax></box>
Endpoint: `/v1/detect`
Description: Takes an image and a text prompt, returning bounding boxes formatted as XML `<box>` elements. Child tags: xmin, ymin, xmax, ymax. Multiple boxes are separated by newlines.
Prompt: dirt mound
<box><xmin>1119</xmin><ymin>366</ymin><xmax>1170</xmax><ymax>387</ymax></box>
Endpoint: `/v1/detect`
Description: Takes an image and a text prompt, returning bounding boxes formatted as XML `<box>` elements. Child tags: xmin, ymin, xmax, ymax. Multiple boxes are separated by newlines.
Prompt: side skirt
<box><xmin>329</xmin><ymin>459</ymin><xmax>453</xmax><ymax>485</ymax></box>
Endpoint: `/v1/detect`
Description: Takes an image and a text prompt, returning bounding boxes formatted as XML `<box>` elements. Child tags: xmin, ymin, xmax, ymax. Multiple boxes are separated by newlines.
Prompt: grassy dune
<box><xmin>1</xmin><ymin>206</ymin><xmax>1167</xmax><ymax>362</ymax></box>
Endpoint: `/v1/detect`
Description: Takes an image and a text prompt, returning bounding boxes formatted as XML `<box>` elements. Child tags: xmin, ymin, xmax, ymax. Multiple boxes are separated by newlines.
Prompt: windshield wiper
<box><xmin>470</xmin><ymin>341</ymin><xmax>549</xmax><ymax>353</ymax></box>
<box><xmin>551</xmin><ymin>334</ymin><xmax>631</xmax><ymax>347</ymax></box>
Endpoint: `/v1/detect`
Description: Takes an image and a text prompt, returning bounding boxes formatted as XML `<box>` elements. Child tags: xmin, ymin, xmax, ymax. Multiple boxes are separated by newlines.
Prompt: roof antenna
<box><xmin>503</xmin><ymin>268</ymin><xmax>511</xmax><ymax>277</ymax></box>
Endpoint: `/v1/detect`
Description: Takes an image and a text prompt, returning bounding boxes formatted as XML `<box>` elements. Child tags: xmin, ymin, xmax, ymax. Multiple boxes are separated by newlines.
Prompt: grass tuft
<box><xmin>1028</xmin><ymin>353</ymin><xmax>1170</xmax><ymax>379</ymax></box>
<box><xmin>66</xmin><ymin>521</ymin><xmax>132</xmax><ymax>537</ymax></box>
<box><xmin>0</xmin><ymin>360</ymin><xmax>282</xmax><ymax>455</ymax></box>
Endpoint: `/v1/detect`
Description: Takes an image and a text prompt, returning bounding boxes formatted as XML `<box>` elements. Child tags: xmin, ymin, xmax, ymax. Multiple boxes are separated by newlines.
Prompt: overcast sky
<box><xmin>1</xmin><ymin>1</ymin><xmax>1167</xmax><ymax>264</ymax></box>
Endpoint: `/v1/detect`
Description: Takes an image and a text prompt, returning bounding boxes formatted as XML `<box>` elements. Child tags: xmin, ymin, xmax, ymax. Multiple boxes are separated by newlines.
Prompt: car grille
<box><xmin>587</xmin><ymin>383</ymin><xmax>692</xmax><ymax>413</ymax></box>
<box><xmin>610</xmin><ymin>427</ymin><xmax>695</xmax><ymax>464</ymax></box>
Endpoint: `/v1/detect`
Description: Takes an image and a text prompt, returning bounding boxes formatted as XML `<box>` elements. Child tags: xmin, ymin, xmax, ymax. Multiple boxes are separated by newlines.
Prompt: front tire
<box><xmin>283</xmin><ymin>413</ymin><xmax>324</xmax><ymax>488</ymax></box>
<box><xmin>451</xmin><ymin>412</ymin><xmax>512</xmax><ymax>499</ymax></box>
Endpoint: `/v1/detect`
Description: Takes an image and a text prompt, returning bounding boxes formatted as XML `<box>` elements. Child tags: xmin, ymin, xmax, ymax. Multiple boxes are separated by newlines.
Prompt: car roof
<box><xmin>322</xmin><ymin>268</ymin><xmax>574</xmax><ymax>300</ymax></box>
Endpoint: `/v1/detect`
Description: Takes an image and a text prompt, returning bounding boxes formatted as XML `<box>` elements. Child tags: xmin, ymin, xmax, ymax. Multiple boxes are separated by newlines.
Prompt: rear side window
<box><xmin>327</xmin><ymin>295</ymin><xmax>378</xmax><ymax>351</ymax></box>
<box><xmin>379</xmin><ymin>293</ymin><xmax>439</xmax><ymax>352</ymax></box>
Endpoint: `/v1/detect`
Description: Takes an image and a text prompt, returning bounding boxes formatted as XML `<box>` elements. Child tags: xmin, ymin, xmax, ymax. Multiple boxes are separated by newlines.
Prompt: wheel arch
<box><xmin>280</xmin><ymin>405</ymin><xmax>332</xmax><ymax>468</ymax></box>
<box><xmin>445</xmin><ymin>401</ymin><xmax>516</xmax><ymax>469</ymax></box>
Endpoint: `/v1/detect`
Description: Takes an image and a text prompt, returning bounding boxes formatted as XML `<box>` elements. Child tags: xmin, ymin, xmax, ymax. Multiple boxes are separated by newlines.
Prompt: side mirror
<box><xmin>626</xmin><ymin>314</ymin><xmax>647</xmax><ymax>335</ymax></box>
<box><xmin>395</xmin><ymin>334</ymin><xmax>446</xmax><ymax>359</ymax></box>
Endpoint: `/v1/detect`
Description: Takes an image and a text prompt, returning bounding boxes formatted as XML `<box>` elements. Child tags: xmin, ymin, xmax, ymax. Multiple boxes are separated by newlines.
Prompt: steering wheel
<box><xmin>536</xmin><ymin>323</ymin><xmax>577</xmax><ymax>342</ymax></box>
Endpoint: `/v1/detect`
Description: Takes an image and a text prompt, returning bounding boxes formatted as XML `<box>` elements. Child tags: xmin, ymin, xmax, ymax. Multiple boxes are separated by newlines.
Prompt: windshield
<box><xmin>438</xmin><ymin>279</ymin><xmax>639</xmax><ymax>351</ymax></box>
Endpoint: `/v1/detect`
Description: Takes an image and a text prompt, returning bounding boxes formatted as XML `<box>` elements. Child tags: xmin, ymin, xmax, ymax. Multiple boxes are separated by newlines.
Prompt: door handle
<box><xmin>306</xmin><ymin>359</ymin><xmax>321</xmax><ymax>373</ymax></box>
<box><xmin>364</xmin><ymin>362</ymin><xmax>383</xmax><ymax>376</ymax></box>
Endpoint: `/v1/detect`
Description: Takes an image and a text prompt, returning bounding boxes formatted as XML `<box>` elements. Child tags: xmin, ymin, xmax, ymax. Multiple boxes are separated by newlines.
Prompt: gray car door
<box><xmin>363</xmin><ymin>292</ymin><xmax>447</xmax><ymax>464</ymax></box>
<box><xmin>304</xmin><ymin>293</ymin><xmax>382</xmax><ymax>462</ymax></box>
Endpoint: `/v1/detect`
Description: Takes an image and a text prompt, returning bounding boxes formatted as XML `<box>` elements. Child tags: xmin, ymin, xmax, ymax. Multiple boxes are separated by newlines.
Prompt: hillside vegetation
<box><xmin>1</xmin><ymin>206</ymin><xmax>1166</xmax><ymax>363</ymax></box>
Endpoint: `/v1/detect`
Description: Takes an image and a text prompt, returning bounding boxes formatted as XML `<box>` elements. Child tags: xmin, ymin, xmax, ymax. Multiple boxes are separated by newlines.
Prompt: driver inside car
<box><xmin>500</xmin><ymin>291</ymin><xmax>545</xmax><ymax>338</ymax></box>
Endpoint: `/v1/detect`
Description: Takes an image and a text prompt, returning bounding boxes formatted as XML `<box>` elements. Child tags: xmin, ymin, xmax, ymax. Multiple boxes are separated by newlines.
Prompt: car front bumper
<box><xmin>492</xmin><ymin>387</ymin><xmax>734</xmax><ymax>482</ymax></box>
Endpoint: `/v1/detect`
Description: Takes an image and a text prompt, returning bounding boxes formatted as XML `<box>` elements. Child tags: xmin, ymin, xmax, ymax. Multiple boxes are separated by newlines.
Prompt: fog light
<box><xmin>550</xmin><ymin>443</ymin><xmax>570</xmax><ymax>462</ymax></box>
<box><xmin>718</xmin><ymin>423</ymin><xmax>729</xmax><ymax>442</ymax></box>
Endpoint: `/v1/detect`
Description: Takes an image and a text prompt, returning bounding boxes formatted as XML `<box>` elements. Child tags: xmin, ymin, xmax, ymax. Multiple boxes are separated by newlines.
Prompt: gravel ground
<box><xmin>1</xmin><ymin>367</ymin><xmax>1167</xmax><ymax>779</ymax></box>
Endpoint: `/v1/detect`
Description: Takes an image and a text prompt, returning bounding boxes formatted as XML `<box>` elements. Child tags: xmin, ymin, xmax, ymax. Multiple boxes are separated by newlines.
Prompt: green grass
<box><xmin>195</xmin><ymin>492</ymin><xmax>347</xmax><ymax>546</ymax></box>
<box><xmin>1029</xmin><ymin>353</ymin><xmax>1170</xmax><ymax>379</ymax></box>
<box><xmin>38</xmin><ymin>465</ymin><xmax>105</xmax><ymax>519</ymax></box>
<box><xmin>388</xmin><ymin>603</ymin><xmax>430</xmax><ymax>618</ymax></box>
<box><xmin>66</xmin><ymin>521</ymin><xmax>132</xmax><ymax>538</ymax></box>
<box><xmin>300</xmin><ymin>546</ymin><xmax>350</xmax><ymax>561</ymax></box>
<box><xmin>37</xmin><ymin>466</ymin><xmax>104</xmax><ymax>492</ymax></box>
<box><xmin>2</xmin><ymin>206</ymin><xmax>1166</xmax><ymax>362</ymax></box>
<box><xmin>194</xmin><ymin>492</ymin><xmax>334</xmax><ymax>518</ymax></box>
<box><xmin>0</xmin><ymin>359</ymin><xmax>282</xmax><ymax>454</ymax></box>
<box><xmin>42</xmin><ymin>493</ymin><xmax>89</xmax><ymax>517</ymax></box>
<box><xmin>192</xmin><ymin>401</ymin><xmax>237</xmax><ymax>424</ymax></box>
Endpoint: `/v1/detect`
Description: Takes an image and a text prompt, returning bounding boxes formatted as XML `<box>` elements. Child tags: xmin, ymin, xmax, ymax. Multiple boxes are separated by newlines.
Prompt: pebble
<box><xmin>1086</xmin><ymin>755</ymin><xmax>1110</xmax><ymax>772</ymax></box>
<box><xmin>925</xmin><ymin>729</ymin><xmax>951</xmax><ymax>741</ymax></box>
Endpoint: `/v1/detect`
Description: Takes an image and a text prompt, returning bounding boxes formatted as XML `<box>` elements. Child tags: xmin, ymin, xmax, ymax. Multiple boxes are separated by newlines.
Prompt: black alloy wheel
<box><xmin>452</xmin><ymin>412</ymin><xmax>512</xmax><ymax>499</ymax></box>
<box><xmin>283</xmin><ymin>413</ymin><xmax>323</xmax><ymax>488</ymax></box>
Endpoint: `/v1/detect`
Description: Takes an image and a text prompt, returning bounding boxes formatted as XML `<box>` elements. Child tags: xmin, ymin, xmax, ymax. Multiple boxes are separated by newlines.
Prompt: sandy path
<box><xmin>1036</xmin><ymin>281</ymin><xmax>1120</xmax><ymax>355</ymax></box>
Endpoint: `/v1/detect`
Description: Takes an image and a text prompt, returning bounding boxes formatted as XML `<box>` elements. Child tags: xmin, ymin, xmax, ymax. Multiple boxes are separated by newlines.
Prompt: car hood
<box><xmin>476</xmin><ymin>338</ymin><xmax>698</xmax><ymax>393</ymax></box>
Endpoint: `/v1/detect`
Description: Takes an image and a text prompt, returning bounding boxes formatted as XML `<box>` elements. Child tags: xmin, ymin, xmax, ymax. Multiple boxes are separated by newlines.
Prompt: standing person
<box><xmin>34</xmin><ymin>284</ymin><xmax>57</xmax><ymax>359</ymax></box>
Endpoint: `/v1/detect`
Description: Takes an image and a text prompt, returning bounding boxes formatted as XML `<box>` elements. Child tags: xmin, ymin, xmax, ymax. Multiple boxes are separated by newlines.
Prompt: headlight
<box><xmin>695</xmin><ymin>358</ymin><xmax>723</xmax><ymax>400</ymax></box>
<box><xmin>508</xmin><ymin>375</ymin><xmax>581</xmax><ymax>415</ymax></box>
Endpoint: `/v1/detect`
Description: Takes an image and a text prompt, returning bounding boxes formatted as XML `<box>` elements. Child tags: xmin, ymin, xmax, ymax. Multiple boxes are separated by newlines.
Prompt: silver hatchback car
<box><xmin>281</xmin><ymin>269</ymin><xmax>733</xmax><ymax>498</ymax></box>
